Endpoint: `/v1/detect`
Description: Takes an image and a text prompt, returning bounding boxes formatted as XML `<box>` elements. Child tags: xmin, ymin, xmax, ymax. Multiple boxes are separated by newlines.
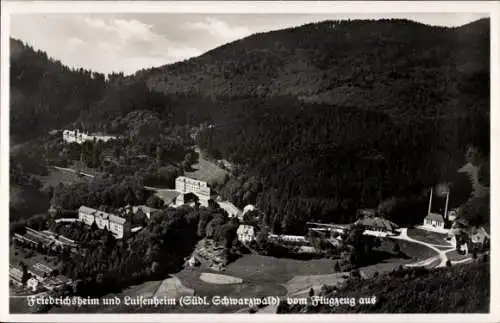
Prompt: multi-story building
<box><xmin>108</xmin><ymin>214</ymin><xmax>126</xmax><ymax>239</ymax></box>
<box><xmin>175</xmin><ymin>176</ymin><xmax>212</xmax><ymax>207</ymax></box>
<box><xmin>78</xmin><ymin>206</ymin><xmax>127</xmax><ymax>239</ymax></box>
<box><xmin>62</xmin><ymin>129</ymin><xmax>116</xmax><ymax>144</ymax></box>
<box><xmin>78</xmin><ymin>206</ymin><xmax>97</xmax><ymax>226</ymax></box>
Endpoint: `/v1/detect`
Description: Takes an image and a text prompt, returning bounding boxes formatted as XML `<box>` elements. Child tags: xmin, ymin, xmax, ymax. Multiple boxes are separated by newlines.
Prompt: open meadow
<box><xmin>184</xmin><ymin>151</ymin><xmax>228</xmax><ymax>184</ymax></box>
<box><xmin>407</xmin><ymin>228</ymin><xmax>450</xmax><ymax>245</ymax></box>
<box><xmin>46</xmin><ymin>236</ymin><xmax>440</xmax><ymax>314</ymax></box>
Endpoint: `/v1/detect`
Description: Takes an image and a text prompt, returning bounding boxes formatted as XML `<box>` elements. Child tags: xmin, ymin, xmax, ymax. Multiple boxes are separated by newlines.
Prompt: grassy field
<box><xmin>285</xmin><ymin>273</ymin><xmax>347</xmax><ymax>296</ymax></box>
<box><xmin>199</xmin><ymin>273</ymin><xmax>243</xmax><ymax>284</ymax></box>
<box><xmin>34</xmin><ymin>167</ymin><xmax>90</xmax><ymax>188</ymax></box>
<box><xmin>446</xmin><ymin>250</ymin><xmax>472</xmax><ymax>262</ymax></box>
<box><xmin>407</xmin><ymin>228</ymin><xmax>449</xmax><ymax>245</ymax></box>
<box><xmin>48</xmin><ymin>239</ymin><xmax>440</xmax><ymax>313</ymax></box>
<box><xmin>359</xmin><ymin>238</ymin><xmax>439</xmax><ymax>277</ymax></box>
<box><xmin>185</xmin><ymin>153</ymin><xmax>228</xmax><ymax>184</ymax></box>
<box><xmin>392</xmin><ymin>239</ymin><xmax>438</xmax><ymax>260</ymax></box>
<box><xmin>223</xmin><ymin>254</ymin><xmax>339</xmax><ymax>284</ymax></box>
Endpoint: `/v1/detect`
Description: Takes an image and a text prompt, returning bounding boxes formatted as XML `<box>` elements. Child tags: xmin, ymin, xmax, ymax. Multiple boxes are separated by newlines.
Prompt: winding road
<box><xmin>390</xmin><ymin>228</ymin><xmax>467</xmax><ymax>268</ymax></box>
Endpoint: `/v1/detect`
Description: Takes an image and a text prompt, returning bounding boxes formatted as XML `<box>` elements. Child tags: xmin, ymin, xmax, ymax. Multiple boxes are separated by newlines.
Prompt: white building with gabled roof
<box><xmin>423</xmin><ymin>213</ymin><xmax>445</xmax><ymax>230</ymax></box>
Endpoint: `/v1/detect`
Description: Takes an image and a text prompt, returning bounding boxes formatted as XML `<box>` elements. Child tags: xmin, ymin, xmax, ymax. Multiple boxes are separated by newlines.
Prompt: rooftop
<box><xmin>9</xmin><ymin>266</ymin><xmax>23</xmax><ymax>281</ymax></box>
<box><xmin>154</xmin><ymin>189</ymin><xmax>181</xmax><ymax>203</ymax></box>
<box><xmin>132</xmin><ymin>205</ymin><xmax>160</xmax><ymax>214</ymax></box>
<box><xmin>109</xmin><ymin>214</ymin><xmax>126</xmax><ymax>225</ymax></box>
<box><xmin>425</xmin><ymin>212</ymin><xmax>445</xmax><ymax>222</ymax></box>
<box><xmin>355</xmin><ymin>216</ymin><xmax>399</xmax><ymax>231</ymax></box>
<box><xmin>218</xmin><ymin>201</ymin><xmax>242</xmax><ymax>215</ymax></box>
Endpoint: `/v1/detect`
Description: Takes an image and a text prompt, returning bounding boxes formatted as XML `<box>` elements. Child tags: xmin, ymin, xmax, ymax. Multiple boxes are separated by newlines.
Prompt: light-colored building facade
<box><xmin>78</xmin><ymin>206</ymin><xmax>96</xmax><ymax>226</ymax></box>
<box><xmin>423</xmin><ymin>213</ymin><xmax>445</xmax><ymax>230</ymax></box>
<box><xmin>268</xmin><ymin>234</ymin><xmax>309</xmax><ymax>243</ymax></box>
<box><xmin>108</xmin><ymin>214</ymin><xmax>126</xmax><ymax>238</ymax></box>
<box><xmin>237</xmin><ymin>224</ymin><xmax>255</xmax><ymax>244</ymax></box>
<box><xmin>9</xmin><ymin>265</ymin><xmax>23</xmax><ymax>286</ymax></box>
<box><xmin>242</xmin><ymin>204</ymin><xmax>256</xmax><ymax>216</ymax></box>
<box><xmin>175</xmin><ymin>176</ymin><xmax>212</xmax><ymax>207</ymax></box>
<box><xmin>78</xmin><ymin>206</ymin><xmax>127</xmax><ymax>239</ymax></box>
<box><xmin>218</xmin><ymin>201</ymin><xmax>242</xmax><ymax>219</ymax></box>
<box><xmin>27</xmin><ymin>278</ymin><xmax>39</xmax><ymax>292</ymax></box>
<box><xmin>63</xmin><ymin>129</ymin><xmax>116</xmax><ymax>144</ymax></box>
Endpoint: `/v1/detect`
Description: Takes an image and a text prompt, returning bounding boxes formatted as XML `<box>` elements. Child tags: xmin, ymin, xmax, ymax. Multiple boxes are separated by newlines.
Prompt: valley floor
<box><xmin>38</xmin><ymin>228</ymin><xmax>471</xmax><ymax>314</ymax></box>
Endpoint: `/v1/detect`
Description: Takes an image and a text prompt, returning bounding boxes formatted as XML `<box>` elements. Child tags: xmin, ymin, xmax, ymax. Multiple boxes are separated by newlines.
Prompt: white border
<box><xmin>1</xmin><ymin>1</ymin><xmax>499</xmax><ymax>322</ymax></box>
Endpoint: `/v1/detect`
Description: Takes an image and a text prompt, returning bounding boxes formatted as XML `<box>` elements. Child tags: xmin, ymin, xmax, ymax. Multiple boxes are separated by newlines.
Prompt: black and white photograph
<box><xmin>0</xmin><ymin>1</ymin><xmax>498</xmax><ymax>321</ymax></box>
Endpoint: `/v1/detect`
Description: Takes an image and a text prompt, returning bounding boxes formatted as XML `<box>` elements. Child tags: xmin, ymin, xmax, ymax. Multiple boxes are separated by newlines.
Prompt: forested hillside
<box><xmin>10</xmin><ymin>39</ymin><xmax>110</xmax><ymax>143</ymax></box>
<box><xmin>141</xmin><ymin>18</ymin><xmax>489</xmax><ymax>122</ymax></box>
<box><xmin>280</xmin><ymin>262</ymin><xmax>490</xmax><ymax>313</ymax></box>
<box><xmin>10</xmin><ymin>18</ymin><xmax>490</xmax><ymax>234</ymax></box>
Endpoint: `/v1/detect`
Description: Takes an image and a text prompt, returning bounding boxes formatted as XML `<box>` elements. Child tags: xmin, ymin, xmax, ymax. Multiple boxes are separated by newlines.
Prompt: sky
<box><xmin>10</xmin><ymin>13</ymin><xmax>489</xmax><ymax>75</ymax></box>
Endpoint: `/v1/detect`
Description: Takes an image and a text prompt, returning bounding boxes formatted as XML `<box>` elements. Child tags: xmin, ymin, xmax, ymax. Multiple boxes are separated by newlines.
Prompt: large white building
<box><xmin>63</xmin><ymin>129</ymin><xmax>116</xmax><ymax>144</ymax></box>
<box><xmin>78</xmin><ymin>206</ymin><xmax>127</xmax><ymax>239</ymax></box>
<box><xmin>175</xmin><ymin>176</ymin><xmax>212</xmax><ymax>207</ymax></box>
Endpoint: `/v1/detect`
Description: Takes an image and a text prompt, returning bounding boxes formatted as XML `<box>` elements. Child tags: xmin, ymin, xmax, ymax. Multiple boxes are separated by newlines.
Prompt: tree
<box><xmin>392</xmin><ymin>242</ymin><xmax>401</xmax><ymax>254</ymax></box>
<box><xmin>146</xmin><ymin>195</ymin><xmax>164</xmax><ymax>209</ymax></box>
<box><xmin>20</xmin><ymin>262</ymin><xmax>30</xmax><ymax>286</ymax></box>
<box><xmin>255</xmin><ymin>226</ymin><xmax>270</xmax><ymax>251</ymax></box>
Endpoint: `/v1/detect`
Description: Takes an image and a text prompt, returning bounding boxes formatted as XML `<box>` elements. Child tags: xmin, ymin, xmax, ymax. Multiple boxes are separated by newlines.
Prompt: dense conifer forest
<box><xmin>280</xmin><ymin>262</ymin><xmax>490</xmax><ymax>313</ymax></box>
<box><xmin>10</xmin><ymin>18</ymin><xmax>490</xmax><ymax>238</ymax></box>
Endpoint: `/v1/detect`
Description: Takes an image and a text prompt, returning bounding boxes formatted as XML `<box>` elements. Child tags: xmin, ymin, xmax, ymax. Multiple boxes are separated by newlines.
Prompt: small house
<box><xmin>423</xmin><ymin>213</ymin><xmax>445</xmax><ymax>230</ymax></box>
<box><xmin>186</xmin><ymin>256</ymin><xmax>200</xmax><ymax>267</ymax></box>
<box><xmin>237</xmin><ymin>224</ymin><xmax>255</xmax><ymax>244</ymax></box>
<box><xmin>447</xmin><ymin>209</ymin><xmax>458</xmax><ymax>222</ymax></box>
<box><xmin>471</xmin><ymin>227</ymin><xmax>489</xmax><ymax>245</ymax></box>
<box><xmin>27</xmin><ymin>278</ymin><xmax>39</xmax><ymax>292</ymax></box>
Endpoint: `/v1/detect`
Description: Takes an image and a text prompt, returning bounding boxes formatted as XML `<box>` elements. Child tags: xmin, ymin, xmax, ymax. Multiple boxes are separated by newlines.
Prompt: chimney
<box><xmin>427</xmin><ymin>187</ymin><xmax>433</xmax><ymax>218</ymax></box>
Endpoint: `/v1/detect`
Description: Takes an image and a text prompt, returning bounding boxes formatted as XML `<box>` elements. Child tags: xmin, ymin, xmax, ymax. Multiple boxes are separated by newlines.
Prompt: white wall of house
<box><xmin>237</xmin><ymin>225</ymin><xmax>255</xmax><ymax>243</ymax></box>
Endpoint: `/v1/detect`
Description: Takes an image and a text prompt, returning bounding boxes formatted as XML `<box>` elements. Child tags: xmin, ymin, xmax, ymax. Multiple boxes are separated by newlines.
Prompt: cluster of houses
<box><xmin>13</xmin><ymin>227</ymin><xmax>78</xmax><ymax>252</ymax></box>
<box><xmin>9</xmin><ymin>261</ymin><xmax>72</xmax><ymax>293</ymax></box>
<box><xmin>62</xmin><ymin>129</ymin><xmax>116</xmax><ymax>144</ymax></box>
<box><xmin>420</xmin><ymin>183</ymin><xmax>490</xmax><ymax>255</ymax></box>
